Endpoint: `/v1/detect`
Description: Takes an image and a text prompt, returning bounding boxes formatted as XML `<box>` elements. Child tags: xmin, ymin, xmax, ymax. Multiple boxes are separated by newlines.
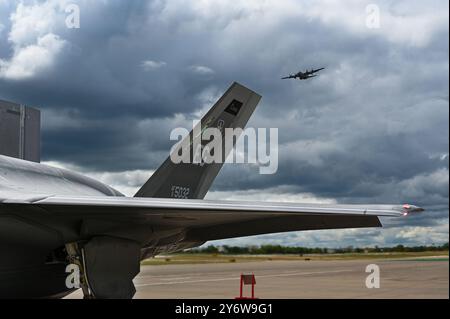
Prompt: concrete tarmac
<box><xmin>66</xmin><ymin>257</ymin><xmax>448</xmax><ymax>299</ymax></box>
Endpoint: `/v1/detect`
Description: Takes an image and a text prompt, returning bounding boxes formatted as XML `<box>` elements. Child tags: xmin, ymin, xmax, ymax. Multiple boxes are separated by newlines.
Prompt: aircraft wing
<box><xmin>2</xmin><ymin>194</ymin><xmax>422</xmax><ymax>242</ymax></box>
<box><xmin>302</xmin><ymin>68</ymin><xmax>324</xmax><ymax>76</ymax></box>
<box><xmin>311</xmin><ymin>67</ymin><xmax>325</xmax><ymax>74</ymax></box>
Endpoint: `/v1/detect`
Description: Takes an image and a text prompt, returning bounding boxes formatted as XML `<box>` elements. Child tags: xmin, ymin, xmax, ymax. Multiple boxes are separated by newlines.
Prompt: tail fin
<box><xmin>135</xmin><ymin>82</ymin><xmax>262</xmax><ymax>199</ymax></box>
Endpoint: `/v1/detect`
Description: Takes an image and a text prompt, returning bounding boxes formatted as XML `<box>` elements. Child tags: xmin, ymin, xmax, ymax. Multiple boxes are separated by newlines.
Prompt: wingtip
<box><xmin>402</xmin><ymin>204</ymin><xmax>425</xmax><ymax>215</ymax></box>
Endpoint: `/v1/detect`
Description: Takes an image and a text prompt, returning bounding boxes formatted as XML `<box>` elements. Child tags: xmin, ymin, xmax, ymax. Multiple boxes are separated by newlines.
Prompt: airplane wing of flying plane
<box><xmin>0</xmin><ymin>82</ymin><xmax>423</xmax><ymax>299</ymax></box>
<box><xmin>307</xmin><ymin>67</ymin><xmax>325</xmax><ymax>75</ymax></box>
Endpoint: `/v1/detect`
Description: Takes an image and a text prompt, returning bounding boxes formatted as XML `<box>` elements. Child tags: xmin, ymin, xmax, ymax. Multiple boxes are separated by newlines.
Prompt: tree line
<box><xmin>185</xmin><ymin>243</ymin><xmax>449</xmax><ymax>255</ymax></box>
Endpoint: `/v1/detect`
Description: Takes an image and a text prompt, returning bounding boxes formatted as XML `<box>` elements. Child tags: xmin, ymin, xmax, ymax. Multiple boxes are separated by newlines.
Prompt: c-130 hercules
<box><xmin>282</xmin><ymin>67</ymin><xmax>325</xmax><ymax>80</ymax></box>
<box><xmin>0</xmin><ymin>82</ymin><xmax>423</xmax><ymax>299</ymax></box>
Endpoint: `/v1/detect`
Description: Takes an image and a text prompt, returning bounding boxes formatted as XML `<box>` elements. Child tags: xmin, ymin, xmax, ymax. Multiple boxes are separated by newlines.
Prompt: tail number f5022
<box><xmin>171</xmin><ymin>186</ymin><xmax>190</xmax><ymax>199</ymax></box>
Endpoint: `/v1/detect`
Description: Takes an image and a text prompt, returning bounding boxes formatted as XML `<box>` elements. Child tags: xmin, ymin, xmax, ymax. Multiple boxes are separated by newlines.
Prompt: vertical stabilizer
<box><xmin>135</xmin><ymin>82</ymin><xmax>261</xmax><ymax>199</ymax></box>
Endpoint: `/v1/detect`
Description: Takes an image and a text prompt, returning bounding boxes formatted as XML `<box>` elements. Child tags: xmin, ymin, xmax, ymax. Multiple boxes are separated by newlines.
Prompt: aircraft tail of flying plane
<box><xmin>135</xmin><ymin>82</ymin><xmax>262</xmax><ymax>199</ymax></box>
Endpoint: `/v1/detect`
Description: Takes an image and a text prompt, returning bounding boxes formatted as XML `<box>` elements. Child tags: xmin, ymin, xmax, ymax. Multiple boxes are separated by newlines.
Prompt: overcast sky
<box><xmin>0</xmin><ymin>0</ymin><xmax>448</xmax><ymax>248</ymax></box>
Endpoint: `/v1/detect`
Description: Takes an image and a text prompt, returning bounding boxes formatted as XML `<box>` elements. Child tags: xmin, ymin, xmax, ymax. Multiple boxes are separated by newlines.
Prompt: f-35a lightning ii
<box><xmin>282</xmin><ymin>67</ymin><xmax>325</xmax><ymax>80</ymax></box>
<box><xmin>0</xmin><ymin>82</ymin><xmax>423</xmax><ymax>299</ymax></box>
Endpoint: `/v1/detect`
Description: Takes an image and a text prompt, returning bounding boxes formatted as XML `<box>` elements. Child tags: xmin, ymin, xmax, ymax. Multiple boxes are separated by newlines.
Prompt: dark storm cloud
<box><xmin>0</xmin><ymin>0</ymin><xmax>448</xmax><ymax>246</ymax></box>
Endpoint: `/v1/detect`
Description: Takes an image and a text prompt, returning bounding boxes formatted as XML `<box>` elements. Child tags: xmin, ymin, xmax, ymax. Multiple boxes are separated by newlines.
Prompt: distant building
<box><xmin>0</xmin><ymin>99</ymin><xmax>41</xmax><ymax>162</ymax></box>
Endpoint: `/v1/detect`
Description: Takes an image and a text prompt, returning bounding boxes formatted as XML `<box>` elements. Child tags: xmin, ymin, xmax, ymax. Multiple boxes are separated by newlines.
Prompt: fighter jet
<box><xmin>282</xmin><ymin>67</ymin><xmax>325</xmax><ymax>80</ymax></box>
<box><xmin>0</xmin><ymin>82</ymin><xmax>423</xmax><ymax>299</ymax></box>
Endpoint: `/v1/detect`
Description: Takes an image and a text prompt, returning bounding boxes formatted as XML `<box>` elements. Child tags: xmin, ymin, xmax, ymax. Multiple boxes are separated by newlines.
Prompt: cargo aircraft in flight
<box><xmin>282</xmin><ymin>67</ymin><xmax>325</xmax><ymax>80</ymax></box>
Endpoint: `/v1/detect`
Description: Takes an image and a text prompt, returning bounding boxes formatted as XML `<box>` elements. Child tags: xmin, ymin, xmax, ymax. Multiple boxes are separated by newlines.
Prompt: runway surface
<box><xmin>66</xmin><ymin>257</ymin><xmax>448</xmax><ymax>299</ymax></box>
